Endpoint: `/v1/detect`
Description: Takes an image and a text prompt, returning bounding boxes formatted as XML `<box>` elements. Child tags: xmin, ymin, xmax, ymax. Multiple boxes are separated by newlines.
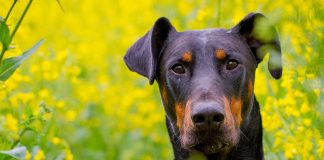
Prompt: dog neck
<box><xmin>166</xmin><ymin>96</ymin><xmax>264</xmax><ymax>160</ymax></box>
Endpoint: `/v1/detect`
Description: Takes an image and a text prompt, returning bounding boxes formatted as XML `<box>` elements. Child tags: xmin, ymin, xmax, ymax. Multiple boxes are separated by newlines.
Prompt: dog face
<box><xmin>124</xmin><ymin>13</ymin><xmax>281</xmax><ymax>154</ymax></box>
<box><xmin>157</xmin><ymin>30</ymin><xmax>259</xmax><ymax>154</ymax></box>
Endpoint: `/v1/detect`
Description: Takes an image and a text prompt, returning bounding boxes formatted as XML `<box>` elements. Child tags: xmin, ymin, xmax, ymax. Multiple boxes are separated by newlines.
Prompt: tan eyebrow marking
<box><xmin>215</xmin><ymin>48</ymin><xmax>227</xmax><ymax>60</ymax></box>
<box><xmin>182</xmin><ymin>51</ymin><xmax>192</xmax><ymax>62</ymax></box>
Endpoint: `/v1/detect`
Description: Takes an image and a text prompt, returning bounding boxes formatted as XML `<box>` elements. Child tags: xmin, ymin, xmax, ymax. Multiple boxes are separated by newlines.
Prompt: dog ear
<box><xmin>124</xmin><ymin>17</ymin><xmax>175</xmax><ymax>84</ymax></box>
<box><xmin>232</xmin><ymin>12</ymin><xmax>282</xmax><ymax>79</ymax></box>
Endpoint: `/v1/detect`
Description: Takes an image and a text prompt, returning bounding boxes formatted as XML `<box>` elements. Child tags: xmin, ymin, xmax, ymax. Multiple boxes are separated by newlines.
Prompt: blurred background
<box><xmin>0</xmin><ymin>0</ymin><xmax>323</xmax><ymax>159</ymax></box>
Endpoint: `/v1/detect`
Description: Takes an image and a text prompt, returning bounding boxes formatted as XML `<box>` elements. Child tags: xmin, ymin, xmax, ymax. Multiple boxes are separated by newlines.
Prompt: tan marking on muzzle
<box><xmin>248</xmin><ymin>79</ymin><xmax>253</xmax><ymax>100</ymax></box>
<box><xmin>183</xmin><ymin>99</ymin><xmax>193</xmax><ymax>128</ymax></box>
<box><xmin>176</xmin><ymin>103</ymin><xmax>185</xmax><ymax>130</ymax></box>
<box><xmin>223</xmin><ymin>96</ymin><xmax>240</xmax><ymax>145</ymax></box>
<box><xmin>215</xmin><ymin>48</ymin><xmax>227</xmax><ymax>60</ymax></box>
<box><xmin>176</xmin><ymin>99</ymin><xmax>193</xmax><ymax>134</ymax></box>
<box><xmin>182</xmin><ymin>51</ymin><xmax>192</xmax><ymax>62</ymax></box>
<box><xmin>161</xmin><ymin>85</ymin><xmax>168</xmax><ymax>105</ymax></box>
<box><xmin>231</xmin><ymin>97</ymin><xmax>242</xmax><ymax>127</ymax></box>
<box><xmin>223</xmin><ymin>96</ymin><xmax>233</xmax><ymax>127</ymax></box>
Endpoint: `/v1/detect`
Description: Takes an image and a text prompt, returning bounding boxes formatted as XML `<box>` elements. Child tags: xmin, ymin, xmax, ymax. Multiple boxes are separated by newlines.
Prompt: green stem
<box><xmin>0</xmin><ymin>49</ymin><xmax>5</xmax><ymax>65</ymax></box>
<box><xmin>10</xmin><ymin>0</ymin><xmax>34</xmax><ymax>42</ymax></box>
<box><xmin>10</xmin><ymin>127</ymin><xmax>30</xmax><ymax>149</ymax></box>
<box><xmin>4</xmin><ymin>0</ymin><xmax>18</xmax><ymax>23</ymax></box>
<box><xmin>216</xmin><ymin>0</ymin><xmax>221</xmax><ymax>27</ymax></box>
<box><xmin>56</xmin><ymin>0</ymin><xmax>65</xmax><ymax>12</ymax></box>
<box><xmin>0</xmin><ymin>0</ymin><xmax>34</xmax><ymax>65</ymax></box>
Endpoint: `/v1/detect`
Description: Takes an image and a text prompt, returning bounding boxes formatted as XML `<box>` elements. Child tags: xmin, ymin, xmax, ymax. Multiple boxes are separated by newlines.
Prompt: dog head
<box><xmin>124</xmin><ymin>13</ymin><xmax>281</xmax><ymax>154</ymax></box>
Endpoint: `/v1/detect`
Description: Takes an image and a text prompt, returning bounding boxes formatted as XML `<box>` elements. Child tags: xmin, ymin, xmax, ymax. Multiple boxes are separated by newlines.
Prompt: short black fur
<box><xmin>124</xmin><ymin>12</ymin><xmax>282</xmax><ymax>160</ymax></box>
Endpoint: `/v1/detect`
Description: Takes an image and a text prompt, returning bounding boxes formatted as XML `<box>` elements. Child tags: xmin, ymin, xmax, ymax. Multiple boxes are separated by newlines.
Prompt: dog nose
<box><xmin>191</xmin><ymin>102</ymin><xmax>224</xmax><ymax>128</ymax></box>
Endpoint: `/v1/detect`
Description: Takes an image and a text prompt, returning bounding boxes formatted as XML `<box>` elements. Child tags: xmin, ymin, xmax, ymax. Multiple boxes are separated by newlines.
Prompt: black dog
<box><xmin>124</xmin><ymin>13</ymin><xmax>282</xmax><ymax>160</ymax></box>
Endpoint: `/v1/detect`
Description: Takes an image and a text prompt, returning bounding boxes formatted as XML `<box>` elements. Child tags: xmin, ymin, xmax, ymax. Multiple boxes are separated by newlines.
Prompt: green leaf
<box><xmin>0</xmin><ymin>18</ymin><xmax>11</xmax><ymax>50</ymax></box>
<box><xmin>0</xmin><ymin>39</ymin><xmax>44</xmax><ymax>81</ymax></box>
<box><xmin>0</xmin><ymin>146</ymin><xmax>27</xmax><ymax>159</ymax></box>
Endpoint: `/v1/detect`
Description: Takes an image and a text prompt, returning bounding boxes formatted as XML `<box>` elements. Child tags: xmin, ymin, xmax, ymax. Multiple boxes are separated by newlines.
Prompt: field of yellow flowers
<box><xmin>0</xmin><ymin>0</ymin><xmax>323</xmax><ymax>159</ymax></box>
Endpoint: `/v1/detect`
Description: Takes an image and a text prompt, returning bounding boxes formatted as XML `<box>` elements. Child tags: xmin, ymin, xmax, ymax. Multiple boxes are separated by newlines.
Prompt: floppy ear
<box><xmin>124</xmin><ymin>17</ymin><xmax>176</xmax><ymax>84</ymax></box>
<box><xmin>232</xmin><ymin>12</ymin><xmax>282</xmax><ymax>79</ymax></box>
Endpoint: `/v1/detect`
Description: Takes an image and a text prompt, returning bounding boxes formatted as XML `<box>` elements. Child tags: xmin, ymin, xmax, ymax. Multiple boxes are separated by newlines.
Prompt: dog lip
<box><xmin>191</xmin><ymin>142</ymin><xmax>229</xmax><ymax>154</ymax></box>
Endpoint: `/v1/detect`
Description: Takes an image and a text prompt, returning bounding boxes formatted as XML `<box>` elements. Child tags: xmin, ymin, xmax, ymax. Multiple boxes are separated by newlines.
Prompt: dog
<box><xmin>124</xmin><ymin>12</ymin><xmax>282</xmax><ymax>160</ymax></box>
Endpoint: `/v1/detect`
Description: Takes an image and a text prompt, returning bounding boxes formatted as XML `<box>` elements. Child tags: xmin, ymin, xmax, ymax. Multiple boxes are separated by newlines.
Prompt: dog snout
<box><xmin>191</xmin><ymin>102</ymin><xmax>224</xmax><ymax>128</ymax></box>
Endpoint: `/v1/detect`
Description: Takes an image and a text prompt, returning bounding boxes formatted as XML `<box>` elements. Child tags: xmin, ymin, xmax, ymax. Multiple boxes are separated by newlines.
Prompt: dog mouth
<box><xmin>189</xmin><ymin>142</ymin><xmax>229</xmax><ymax>154</ymax></box>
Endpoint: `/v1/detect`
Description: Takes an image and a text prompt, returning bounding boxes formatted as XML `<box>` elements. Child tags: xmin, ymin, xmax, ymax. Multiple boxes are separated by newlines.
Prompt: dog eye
<box><xmin>226</xmin><ymin>59</ymin><xmax>239</xmax><ymax>70</ymax></box>
<box><xmin>171</xmin><ymin>64</ymin><xmax>186</xmax><ymax>74</ymax></box>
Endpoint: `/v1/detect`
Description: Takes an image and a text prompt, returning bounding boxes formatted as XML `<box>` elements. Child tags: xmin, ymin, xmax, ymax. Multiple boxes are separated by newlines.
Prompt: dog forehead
<box><xmin>165</xmin><ymin>29</ymin><xmax>250</xmax><ymax>57</ymax></box>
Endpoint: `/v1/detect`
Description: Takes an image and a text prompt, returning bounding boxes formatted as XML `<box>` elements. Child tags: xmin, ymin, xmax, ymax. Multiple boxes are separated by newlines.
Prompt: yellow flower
<box><xmin>34</xmin><ymin>149</ymin><xmax>45</xmax><ymax>160</ymax></box>
<box><xmin>33</xmin><ymin>120</ymin><xmax>43</xmax><ymax>133</ymax></box>
<box><xmin>300</xmin><ymin>102</ymin><xmax>311</xmax><ymax>113</ymax></box>
<box><xmin>142</xmin><ymin>155</ymin><xmax>152</xmax><ymax>160</ymax></box>
<box><xmin>9</xmin><ymin>96</ymin><xmax>19</xmax><ymax>108</ymax></box>
<box><xmin>56</xmin><ymin>100</ymin><xmax>65</xmax><ymax>109</ymax></box>
<box><xmin>56</xmin><ymin>50</ymin><xmax>68</xmax><ymax>62</ymax></box>
<box><xmin>29</xmin><ymin>64</ymin><xmax>39</xmax><ymax>74</ymax></box>
<box><xmin>43</xmin><ymin>112</ymin><xmax>52</xmax><ymax>121</ymax></box>
<box><xmin>65</xmin><ymin>149</ymin><xmax>74</xmax><ymax>160</ymax></box>
<box><xmin>25</xmin><ymin>150</ymin><xmax>32</xmax><ymax>160</ymax></box>
<box><xmin>52</xmin><ymin>137</ymin><xmax>61</xmax><ymax>145</ymax></box>
<box><xmin>39</xmin><ymin>89</ymin><xmax>50</xmax><ymax>99</ymax></box>
<box><xmin>232</xmin><ymin>9</ymin><xmax>245</xmax><ymax>24</ymax></box>
<box><xmin>41</xmin><ymin>60</ymin><xmax>52</xmax><ymax>72</ymax></box>
<box><xmin>176</xmin><ymin>0</ymin><xmax>193</xmax><ymax>16</ymax></box>
<box><xmin>313</xmin><ymin>89</ymin><xmax>320</xmax><ymax>97</ymax></box>
<box><xmin>43</xmin><ymin>72</ymin><xmax>59</xmax><ymax>81</ymax></box>
<box><xmin>16</xmin><ymin>92</ymin><xmax>35</xmax><ymax>104</ymax></box>
<box><xmin>65</xmin><ymin>110</ymin><xmax>77</xmax><ymax>121</ymax></box>
<box><xmin>303</xmin><ymin>118</ymin><xmax>312</xmax><ymax>127</ymax></box>
<box><xmin>317</xmin><ymin>139</ymin><xmax>324</xmax><ymax>155</ymax></box>
<box><xmin>3</xmin><ymin>80</ymin><xmax>18</xmax><ymax>92</ymax></box>
<box><xmin>5</xmin><ymin>114</ymin><xmax>19</xmax><ymax>132</ymax></box>
<box><xmin>196</xmin><ymin>9</ymin><xmax>208</xmax><ymax>21</ymax></box>
<box><xmin>284</xmin><ymin>143</ymin><xmax>297</xmax><ymax>159</ymax></box>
